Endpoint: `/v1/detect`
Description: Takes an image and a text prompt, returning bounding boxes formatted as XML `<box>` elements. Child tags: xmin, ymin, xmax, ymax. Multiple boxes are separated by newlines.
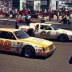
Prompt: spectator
<box><xmin>61</xmin><ymin>15</ymin><xmax>68</xmax><ymax>24</ymax></box>
<box><xmin>15</xmin><ymin>15</ymin><xmax>19</xmax><ymax>29</ymax></box>
<box><xmin>9</xmin><ymin>10</ymin><xmax>14</xmax><ymax>18</ymax></box>
<box><xmin>28</xmin><ymin>8</ymin><xmax>31</xmax><ymax>14</ymax></box>
<box><xmin>0</xmin><ymin>8</ymin><xmax>3</xmax><ymax>15</ymax></box>
<box><xmin>21</xmin><ymin>8</ymin><xmax>29</xmax><ymax>15</ymax></box>
<box><xmin>41</xmin><ymin>17</ymin><xmax>45</xmax><ymax>23</ymax></box>
<box><xmin>26</xmin><ymin>14</ymin><xmax>31</xmax><ymax>26</ymax></box>
<box><xmin>14</xmin><ymin>8</ymin><xmax>19</xmax><ymax>18</ymax></box>
<box><xmin>70</xmin><ymin>13</ymin><xmax>72</xmax><ymax>18</ymax></box>
<box><xmin>21</xmin><ymin>14</ymin><xmax>26</xmax><ymax>22</ymax></box>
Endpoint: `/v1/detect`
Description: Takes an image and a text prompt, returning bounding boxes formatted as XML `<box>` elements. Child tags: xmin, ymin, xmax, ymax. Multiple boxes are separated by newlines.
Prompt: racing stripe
<box><xmin>20</xmin><ymin>39</ymin><xmax>47</xmax><ymax>47</ymax></box>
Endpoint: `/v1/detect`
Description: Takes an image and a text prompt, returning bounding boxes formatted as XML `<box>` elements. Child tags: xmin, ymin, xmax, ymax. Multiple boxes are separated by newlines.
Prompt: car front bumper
<box><xmin>35</xmin><ymin>47</ymin><xmax>56</xmax><ymax>57</ymax></box>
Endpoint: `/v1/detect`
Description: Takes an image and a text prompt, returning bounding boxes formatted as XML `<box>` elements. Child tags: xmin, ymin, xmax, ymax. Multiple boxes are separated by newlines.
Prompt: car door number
<box><xmin>40</xmin><ymin>31</ymin><xmax>51</xmax><ymax>37</ymax></box>
<box><xmin>40</xmin><ymin>31</ymin><xmax>46</xmax><ymax>37</ymax></box>
<box><xmin>46</xmin><ymin>31</ymin><xmax>51</xmax><ymax>37</ymax></box>
<box><xmin>0</xmin><ymin>40</ymin><xmax>12</xmax><ymax>50</ymax></box>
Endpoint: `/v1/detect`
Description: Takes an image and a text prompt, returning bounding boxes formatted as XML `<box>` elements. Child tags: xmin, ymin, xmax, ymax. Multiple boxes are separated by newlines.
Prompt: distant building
<box><xmin>12</xmin><ymin>0</ymin><xmax>50</xmax><ymax>11</ymax></box>
<box><xmin>1</xmin><ymin>0</ymin><xmax>71</xmax><ymax>11</ymax></box>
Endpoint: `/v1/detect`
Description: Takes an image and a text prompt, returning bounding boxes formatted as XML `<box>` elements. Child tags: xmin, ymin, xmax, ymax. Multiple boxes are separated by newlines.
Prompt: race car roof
<box><xmin>35</xmin><ymin>23</ymin><xmax>52</xmax><ymax>26</ymax></box>
<box><xmin>30</xmin><ymin>23</ymin><xmax>52</xmax><ymax>26</ymax></box>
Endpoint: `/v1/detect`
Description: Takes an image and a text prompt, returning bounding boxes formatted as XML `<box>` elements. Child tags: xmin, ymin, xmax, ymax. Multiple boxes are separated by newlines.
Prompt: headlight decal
<box><xmin>43</xmin><ymin>44</ymin><xmax>54</xmax><ymax>51</ymax></box>
<box><xmin>35</xmin><ymin>48</ymin><xmax>43</xmax><ymax>53</ymax></box>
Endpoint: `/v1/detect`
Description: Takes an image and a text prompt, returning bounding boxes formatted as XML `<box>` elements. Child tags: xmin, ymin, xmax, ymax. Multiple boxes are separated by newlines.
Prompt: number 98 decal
<box><xmin>4</xmin><ymin>40</ymin><xmax>12</xmax><ymax>50</ymax></box>
<box><xmin>0</xmin><ymin>40</ymin><xmax>12</xmax><ymax>50</ymax></box>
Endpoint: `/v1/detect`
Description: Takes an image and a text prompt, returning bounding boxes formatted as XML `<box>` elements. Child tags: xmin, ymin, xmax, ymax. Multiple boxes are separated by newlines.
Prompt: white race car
<box><xmin>20</xmin><ymin>23</ymin><xmax>72</xmax><ymax>42</ymax></box>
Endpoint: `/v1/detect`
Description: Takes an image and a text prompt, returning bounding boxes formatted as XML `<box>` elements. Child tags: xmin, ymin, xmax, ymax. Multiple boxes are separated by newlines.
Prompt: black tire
<box><xmin>21</xmin><ymin>46</ymin><xmax>35</xmax><ymax>58</ymax></box>
<box><xmin>57</xmin><ymin>34</ymin><xmax>68</xmax><ymax>42</ymax></box>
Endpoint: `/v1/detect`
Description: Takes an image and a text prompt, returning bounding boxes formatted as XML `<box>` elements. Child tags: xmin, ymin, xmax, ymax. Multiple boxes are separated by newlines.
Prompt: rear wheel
<box><xmin>57</xmin><ymin>34</ymin><xmax>68</xmax><ymax>42</ymax></box>
<box><xmin>21</xmin><ymin>46</ymin><xmax>35</xmax><ymax>58</ymax></box>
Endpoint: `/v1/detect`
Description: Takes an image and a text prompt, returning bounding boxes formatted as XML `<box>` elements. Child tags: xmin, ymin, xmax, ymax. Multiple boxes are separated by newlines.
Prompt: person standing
<box><xmin>15</xmin><ymin>15</ymin><xmax>19</xmax><ymax>29</ymax></box>
<box><xmin>26</xmin><ymin>14</ymin><xmax>31</xmax><ymax>26</ymax></box>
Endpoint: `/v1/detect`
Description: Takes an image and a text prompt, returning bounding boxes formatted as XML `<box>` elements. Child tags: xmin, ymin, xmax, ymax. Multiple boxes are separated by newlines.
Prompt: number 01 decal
<box><xmin>4</xmin><ymin>40</ymin><xmax>12</xmax><ymax>50</ymax></box>
<box><xmin>47</xmin><ymin>31</ymin><xmax>50</xmax><ymax>37</ymax></box>
<box><xmin>40</xmin><ymin>31</ymin><xmax>46</xmax><ymax>37</ymax></box>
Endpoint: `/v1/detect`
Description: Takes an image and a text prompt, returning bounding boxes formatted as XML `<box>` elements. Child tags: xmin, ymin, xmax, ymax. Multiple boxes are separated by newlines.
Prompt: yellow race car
<box><xmin>0</xmin><ymin>28</ymin><xmax>56</xmax><ymax>58</ymax></box>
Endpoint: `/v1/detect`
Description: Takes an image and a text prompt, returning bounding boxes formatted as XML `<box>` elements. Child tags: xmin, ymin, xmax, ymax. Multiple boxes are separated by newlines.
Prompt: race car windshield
<box><xmin>14</xmin><ymin>30</ymin><xmax>29</xmax><ymax>39</ymax></box>
<box><xmin>51</xmin><ymin>25</ymin><xmax>58</xmax><ymax>30</ymax></box>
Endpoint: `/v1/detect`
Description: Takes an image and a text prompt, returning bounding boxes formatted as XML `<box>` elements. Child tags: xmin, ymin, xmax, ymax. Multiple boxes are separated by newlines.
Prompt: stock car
<box><xmin>20</xmin><ymin>23</ymin><xmax>72</xmax><ymax>42</ymax></box>
<box><xmin>0</xmin><ymin>28</ymin><xmax>55</xmax><ymax>58</ymax></box>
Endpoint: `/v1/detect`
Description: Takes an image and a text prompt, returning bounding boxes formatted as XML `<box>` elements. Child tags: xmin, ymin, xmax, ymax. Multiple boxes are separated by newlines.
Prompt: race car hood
<box><xmin>20</xmin><ymin>37</ymin><xmax>53</xmax><ymax>47</ymax></box>
<box><xmin>57</xmin><ymin>29</ymin><xmax>72</xmax><ymax>35</ymax></box>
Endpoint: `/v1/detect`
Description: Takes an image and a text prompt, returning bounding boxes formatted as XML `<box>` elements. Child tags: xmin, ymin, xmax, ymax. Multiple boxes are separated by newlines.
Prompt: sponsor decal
<box><xmin>4</xmin><ymin>40</ymin><xmax>12</xmax><ymax>50</ymax></box>
<box><xmin>40</xmin><ymin>31</ymin><xmax>46</xmax><ymax>38</ymax></box>
<box><xmin>46</xmin><ymin>31</ymin><xmax>50</xmax><ymax>37</ymax></box>
<box><xmin>0</xmin><ymin>39</ymin><xmax>12</xmax><ymax>50</ymax></box>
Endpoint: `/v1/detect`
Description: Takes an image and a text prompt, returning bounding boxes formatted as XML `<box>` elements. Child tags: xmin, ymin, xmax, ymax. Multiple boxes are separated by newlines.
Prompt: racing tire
<box><xmin>57</xmin><ymin>34</ymin><xmax>68</xmax><ymax>42</ymax></box>
<box><xmin>21</xmin><ymin>46</ymin><xmax>35</xmax><ymax>58</ymax></box>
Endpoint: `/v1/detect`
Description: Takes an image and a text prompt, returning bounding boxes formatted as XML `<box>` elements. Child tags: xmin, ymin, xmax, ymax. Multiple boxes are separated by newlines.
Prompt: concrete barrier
<box><xmin>0</xmin><ymin>19</ymin><xmax>16</xmax><ymax>28</ymax></box>
<box><xmin>0</xmin><ymin>18</ymin><xmax>72</xmax><ymax>30</ymax></box>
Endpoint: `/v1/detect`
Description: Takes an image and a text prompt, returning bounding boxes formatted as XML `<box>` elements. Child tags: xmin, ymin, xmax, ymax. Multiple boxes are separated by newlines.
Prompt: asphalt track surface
<box><xmin>0</xmin><ymin>19</ymin><xmax>72</xmax><ymax>72</ymax></box>
<box><xmin>0</xmin><ymin>41</ymin><xmax>72</xmax><ymax>72</ymax></box>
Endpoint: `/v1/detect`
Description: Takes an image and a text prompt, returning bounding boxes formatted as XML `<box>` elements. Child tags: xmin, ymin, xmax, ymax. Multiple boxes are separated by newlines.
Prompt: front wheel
<box><xmin>21</xmin><ymin>46</ymin><xmax>35</xmax><ymax>58</ymax></box>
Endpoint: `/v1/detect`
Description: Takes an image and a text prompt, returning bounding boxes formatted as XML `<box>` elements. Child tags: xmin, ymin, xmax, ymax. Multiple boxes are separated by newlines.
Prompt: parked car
<box><xmin>0</xmin><ymin>28</ymin><xmax>55</xmax><ymax>58</ymax></box>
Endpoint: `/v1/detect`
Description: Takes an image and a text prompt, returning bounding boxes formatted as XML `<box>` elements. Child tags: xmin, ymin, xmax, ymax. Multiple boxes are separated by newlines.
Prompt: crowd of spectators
<box><xmin>0</xmin><ymin>4</ymin><xmax>72</xmax><ymax>24</ymax></box>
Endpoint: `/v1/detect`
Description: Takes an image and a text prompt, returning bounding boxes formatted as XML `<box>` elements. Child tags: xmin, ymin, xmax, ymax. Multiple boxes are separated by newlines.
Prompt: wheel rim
<box><xmin>24</xmin><ymin>48</ymin><xmax>31</xmax><ymax>57</ymax></box>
